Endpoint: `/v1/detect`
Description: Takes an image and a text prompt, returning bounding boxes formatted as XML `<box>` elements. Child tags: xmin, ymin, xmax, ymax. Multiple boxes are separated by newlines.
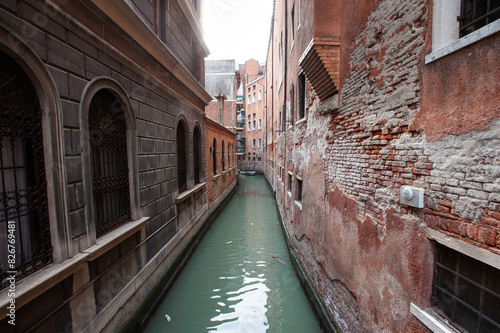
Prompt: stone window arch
<box><xmin>0</xmin><ymin>49</ymin><xmax>52</xmax><ymax>284</ymax></box>
<box><xmin>88</xmin><ymin>90</ymin><xmax>131</xmax><ymax>237</ymax></box>
<box><xmin>81</xmin><ymin>78</ymin><xmax>141</xmax><ymax>241</ymax></box>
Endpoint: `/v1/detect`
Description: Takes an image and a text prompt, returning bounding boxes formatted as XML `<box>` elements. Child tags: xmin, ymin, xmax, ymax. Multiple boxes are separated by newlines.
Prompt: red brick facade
<box><xmin>205</xmin><ymin>117</ymin><xmax>237</xmax><ymax>207</ymax></box>
<box><xmin>264</xmin><ymin>0</ymin><xmax>500</xmax><ymax>332</ymax></box>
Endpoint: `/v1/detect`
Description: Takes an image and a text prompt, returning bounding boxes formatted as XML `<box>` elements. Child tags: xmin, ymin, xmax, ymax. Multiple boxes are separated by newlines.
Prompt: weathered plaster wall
<box><xmin>273</xmin><ymin>0</ymin><xmax>436</xmax><ymax>331</ymax></box>
<box><xmin>269</xmin><ymin>0</ymin><xmax>500</xmax><ymax>331</ymax></box>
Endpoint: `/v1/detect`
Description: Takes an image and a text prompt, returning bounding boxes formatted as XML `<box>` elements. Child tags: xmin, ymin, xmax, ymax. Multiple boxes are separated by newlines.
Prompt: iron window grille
<box><xmin>89</xmin><ymin>90</ymin><xmax>131</xmax><ymax>238</ymax></box>
<box><xmin>459</xmin><ymin>0</ymin><xmax>500</xmax><ymax>37</ymax></box>
<box><xmin>221</xmin><ymin>141</ymin><xmax>225</xmax><ymax>171</ymax></box>
<box><xmin>296</xmin><ymin>179</ymin><xmax>303</xmax><ymax>202</ymax></box>
<box><xmin>212</xmin><ymin>139</ymin><xmax>217</xmax><ymax>175</ymax></box>
<box><xmin>176</xmin><ymin>121</ymin><xmax>187</xmax><ymax>192</ymax></box>
<box><xmin>1</xmin><ymin>52</ymin><xmax>52</xmax><ymax>288</ymax></box>
<box><xmin>432</xmin><ymin>243</ymin><xmax>500</xmax><ymax>332</ymax></box>
<box><xmin>297</xmin><ymin>73</ymin><xmax>306</xmax><ymax>120</ymax></box>
<box><xmin>193</xmin><ymin>126</ymin><xmax>201</xmax><ymax>184</ymax></box>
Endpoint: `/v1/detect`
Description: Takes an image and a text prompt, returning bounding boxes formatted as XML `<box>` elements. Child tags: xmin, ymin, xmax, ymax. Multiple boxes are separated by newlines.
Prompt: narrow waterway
<box><xmin>144</xmin><ymin>175</ymin><xmax>323</xmax><ymax>332</ymax></box>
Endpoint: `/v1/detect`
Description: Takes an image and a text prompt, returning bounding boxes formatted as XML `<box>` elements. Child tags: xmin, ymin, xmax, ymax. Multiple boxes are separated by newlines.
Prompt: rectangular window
<box><xmin>258</xmin><ymin>89</ymin><xmax>262</xmax><ymax>100</ymax></box>
<box><xmin>296</xmin><ymin>178</ymin><xmax>303</xmax><ymax>202</ymax></box>
<box><xmin>248</xmin><ymin>94</ymin><xmax>251</xmax><ymax>105</ymax></box>
<box><xmin>288</xmin><ymin>174</ymin><xmax>293</xmax><ymax>192</ymax></box>
<box><xmin>253</xmin><ymin>157</ymin><xmax>256</xmax><ymax>161</ymax></box>
<box><xmin>258</xmin><ymin>157</ymin><xmax>261</xmax><ymax>161</ymax></box>
<box><xmin>258</xmin><ymin>118</ymin><xmax>262</xmax><ymax>129</ymax></box>
<box><xmin>278</xmin><ymin>110</ymin><xmax>282</xmax><ymax>133</ymax></box>
<box><xmin>291</xmin><ymin>5</ymin><xmax>295</xmax><ymax>46</ymax></box>
<box><xmin>298</xmin><ymin>72</ymin><xmax>306</xmax><ymax>120</ymax></box>
<box><xmin>252</xmin><ymin>139</ymin><xmax>256</xmax><ymax>148</ymax></box>
<box><xmin>433</xmin><ymin>243</ymin><xmax>500</xmax><ymax>332</ymax></box>
<box><xmin>290</xmin><ymin>84</ymin><xmax>295</xmax><ymax>124</ymax></box>
<box><xmin>252</xmin><ymin>92</ymin><xmax>256</xmax><ymax>102</ymax></box>
<box><xmin>258</xmin><ymin>138</ymin><xmax>262</xmax><ymax>148</ymax></box>
<box><xmin>253</xmin><ymin>120</ymin><xmax>256</xmax><ymax>130</ymax></box>
<box><xmin>248</xmin><ymin>121</ymin><xmax>251</xmax><ymax>131</ymax></box>
<box><xmin>459</xmin><ymin>0</ymin><xmax>500</xmax><ymax>37</ymax></box>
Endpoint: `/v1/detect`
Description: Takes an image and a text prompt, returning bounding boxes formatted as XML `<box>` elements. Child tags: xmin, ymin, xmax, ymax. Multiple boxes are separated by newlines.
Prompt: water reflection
<box><xmin>144</xmin><ymin>175</ymin><xmax>322</xmax><ymax>332</ymax></box>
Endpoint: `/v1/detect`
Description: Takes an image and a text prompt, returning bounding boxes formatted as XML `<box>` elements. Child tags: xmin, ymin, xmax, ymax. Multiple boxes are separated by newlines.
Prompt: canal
<box><xmin>144</xmin><ymin>175</ymin><xmax>323</xmax><ymax>332</ymax></box>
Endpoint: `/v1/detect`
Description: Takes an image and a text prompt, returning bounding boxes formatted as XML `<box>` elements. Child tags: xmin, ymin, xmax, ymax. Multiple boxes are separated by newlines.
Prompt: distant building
<box><xmin>204</xmin><ymin>60</ymin><xmax>238</xmax><ymax>212</ymax></box>
<box><xmin>264</xmin><ymin>0</ymin><xmax>500</xmax><ymax>332</ymax></box>
<box><xmin>238</xmin><ymin>59</ymin><xmax>266</xmax><ymax>172</ymax></box>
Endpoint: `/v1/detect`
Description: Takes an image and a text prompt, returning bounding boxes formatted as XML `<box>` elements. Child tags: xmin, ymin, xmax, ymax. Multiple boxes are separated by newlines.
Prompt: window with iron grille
<box><xmin>193</xmin><ymin>126</ymin><xmax>201</xmax><ymax>184</ymax></box>
<box><xmin>212</xmin><ymin>139</ymin><xmax>217</xmax><ymax>175</ymax></box>
<box><xmin>297</xmin><ymin>72</ymin><xmax>306</xmax><ymax>120</ymax></box>
<box><xmin>0</xmin><ymin>51</ymin><xmax>52</xmax><ymax>287</ymax></box>
<box><xmin>296</xmin><ymin>178</ymin><xmax>303</xmax><ymax>202</ymax></box>
<box><xmin>176</xmin><ymin>121</ymin><xmax>187</xmax><ymax>192</ymax></box>
<box><xmin>433</xmin><ymin>243</ymin><xmax>500</xmax><ymax>332</ymax></box>
<box><xmin>459</xmin><ymin>0</ymin><xmax>500</xmax><ymax>37</ymax></box>
<box><xmin>89</xmin><ymin>90</ymin><xmax>131</xmax><ymax>238</ymax></box>
<box><xmin>221</xmin><ymin>140</ymin><xmax>225</xmax><ymax>171</ymax></box>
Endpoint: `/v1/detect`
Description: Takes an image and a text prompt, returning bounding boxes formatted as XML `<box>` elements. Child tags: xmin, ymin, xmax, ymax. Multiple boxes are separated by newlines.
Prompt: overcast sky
<box><xmin>203</xmin><ymin>0</ymin><xmax>274</xmax><ymax>65</ymax></box>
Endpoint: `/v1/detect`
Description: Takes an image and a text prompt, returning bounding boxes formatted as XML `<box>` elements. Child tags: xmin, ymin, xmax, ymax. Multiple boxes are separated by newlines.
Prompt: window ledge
<box><xmin>213</xmin><ymin>174</ymin><xmax>220</xmax><ymax>180</ymax></box>
<box><xmin>296</xmin><ymin>117</ymin><xmax>306</xmax><ymax>126</ymax></box>
<box><xmin>426</xmin><ymin>227</ymin><xmax>500</xmax><ymax>270</ymax></box>
<box><xmin>425</xmin><ymin>20</ymin><xmax>500</xmax><ymax>64</ymax></box>
<box><xmin>410</xmin><ymin>303</ymin><xmax>458</xmax><ymax>333</ymax></box>
<box><xmin>175</xmin><ymin>182</ymin><xmax>206</xmax><ymax>204</ymax></box>
<box><xmin>84</xmin><ymin>216</ymin><xmax>150</xmax><ymax>260</ymax></box>
<box><xmin>0</xmin><ymin>252</ymin><xmax>88</xmax><ymax>319</ymax></box>
<box><xmin>294</xmin><ymin>200</ymin><xmax>303</xmax><ymax>210</ymax></box>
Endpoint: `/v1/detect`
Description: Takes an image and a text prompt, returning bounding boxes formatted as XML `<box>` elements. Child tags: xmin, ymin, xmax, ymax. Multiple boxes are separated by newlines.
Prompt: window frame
<box><xmin>176</xmin><ymin>119</ymin><xmax>189</xmax><ymax>193</ymax></box>
<box><xmin>193</xmin><ymin>125</ymin><xmax>202</xmax><ymax>185</ymax></box>
<box><xmin>297</xmin><ymin>72</ymin><xmax>306</xmax><ymax>121</ymax></box>
<box><xmin>81</xmin><ymin>78</ymin><xmax>141</xmax><ymax>244</ymax></box>
<box><xmin>426</xmin><ymin>0</ymin><xmax>500</xmax><ymax>63</ymax></box>
<box><xmin>212</xmin><ymin>138</ymin><xmax>217</xmax><ymax>175</ymax></box>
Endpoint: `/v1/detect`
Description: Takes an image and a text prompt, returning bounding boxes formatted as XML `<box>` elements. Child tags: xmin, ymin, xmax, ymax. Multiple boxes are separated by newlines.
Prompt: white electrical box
<box><xmin>400</xmin><ymin>186</ymin><xmax>424</xmax><ymax>208</ymax></box>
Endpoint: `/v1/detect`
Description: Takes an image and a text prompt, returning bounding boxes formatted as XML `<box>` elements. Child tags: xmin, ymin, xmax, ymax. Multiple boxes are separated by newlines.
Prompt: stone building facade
<box><xmin>264</xmin><ymin>0</ymin><xmax>500</xmax><ymax>332</ymax></box>
<box><xmin>0</xmin><ymin>0</ymin><xmax>232</xmax><ymax>332</ymax></box>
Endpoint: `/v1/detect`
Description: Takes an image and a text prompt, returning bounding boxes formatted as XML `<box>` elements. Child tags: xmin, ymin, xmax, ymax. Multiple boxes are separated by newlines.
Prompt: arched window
<box><xmin>0</xmin><ymin>50</ymin><xmax>52</xmax><ymax>285</ymax></box>
<box><xmin>89</xmin><ymin>90</ymin><xmax>131</xmax><ymax>237</ymax></box>
<box><xmin>212</xmin><ymin>138</ymin><xmax>217</xmax><ymax>175</ymax></box>
<box><xmin>193</xmin><ymin>125</ymin><xmax>201</xmax><ymax>184</ymax></box>
<box><xmin>222</xmin><ymin>140</ymin><xmax>225</xmax><ymax>171</ymax></box>
<box><xmin>176</xmin><ymin>120</ymin><xmax>188</xmax><ymax>192</ymax></box>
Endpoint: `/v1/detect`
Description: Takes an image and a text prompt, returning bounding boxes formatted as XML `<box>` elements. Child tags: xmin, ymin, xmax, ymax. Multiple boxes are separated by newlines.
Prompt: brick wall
<box><xmin>205</xmin><ymin>117</ymin><xmax>238</xmax><ymax>207</ymax></box>
<box><xmin>266</xmin><ymin>0</ymin><xmax>500</xmax><ymax>332</ymax></box>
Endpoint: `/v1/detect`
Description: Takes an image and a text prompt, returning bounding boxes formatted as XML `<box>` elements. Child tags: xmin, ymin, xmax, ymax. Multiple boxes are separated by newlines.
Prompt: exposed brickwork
<box><xmin>299</xmin><ymin>37</ymin><xmax>340</xmax><ymax>101</ymax></box>
<box><xmin>325</xmin><ymin>0</ymin><xmax>427</xmax><ymax>234</ymax></box>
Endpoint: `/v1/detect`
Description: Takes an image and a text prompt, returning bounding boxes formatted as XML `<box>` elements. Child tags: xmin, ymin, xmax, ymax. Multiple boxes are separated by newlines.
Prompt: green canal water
<box><xmin>144</xmin><ymin>175</ymin><xmax>323</xmax><ymax>332</ymax></box>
